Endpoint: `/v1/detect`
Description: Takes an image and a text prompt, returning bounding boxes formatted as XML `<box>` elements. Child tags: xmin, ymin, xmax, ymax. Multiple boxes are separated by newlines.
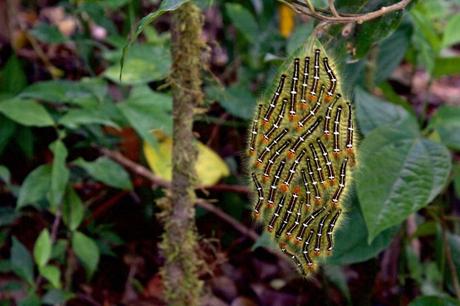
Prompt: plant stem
<box><xmin>158</xmin><ymin>2</ymin><xmax>205</xmax><ymax>305</ymax></box>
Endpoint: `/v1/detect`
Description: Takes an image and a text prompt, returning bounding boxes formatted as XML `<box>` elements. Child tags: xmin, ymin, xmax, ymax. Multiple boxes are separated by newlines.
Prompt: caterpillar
<box><xmin>247</xmin><ymin>39</ymin><xmax>357</xmax><ymax>276</ymax></box>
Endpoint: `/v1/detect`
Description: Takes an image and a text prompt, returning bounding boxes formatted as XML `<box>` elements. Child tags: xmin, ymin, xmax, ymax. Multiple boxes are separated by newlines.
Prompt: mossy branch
<box><xmin>158</xmin><ymin>2</ymin><xmax>205</xmax><ymax>306</ymax></box>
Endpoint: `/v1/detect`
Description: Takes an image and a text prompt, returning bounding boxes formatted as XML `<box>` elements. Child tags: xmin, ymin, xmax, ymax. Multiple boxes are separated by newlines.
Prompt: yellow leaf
<box><xmin>143</xmin><ymin>132</ymin><xmax>230</xmax><ymax>186</ymax></box>
<box><xmin>279</xmin><ymin>3</ymin><xmax>295</xmax><ymax>38</ymax></box>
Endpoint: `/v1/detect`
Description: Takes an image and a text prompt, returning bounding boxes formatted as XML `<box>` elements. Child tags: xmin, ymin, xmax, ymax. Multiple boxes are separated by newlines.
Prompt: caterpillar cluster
<box><xmin>247</xmin><ymin>43</ymin><xmax>357</xmax><ymax>276</ymax></box>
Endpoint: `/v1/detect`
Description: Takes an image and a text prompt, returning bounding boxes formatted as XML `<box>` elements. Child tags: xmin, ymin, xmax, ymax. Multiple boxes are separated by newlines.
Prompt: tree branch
<box><xmin>285</xmin><ymin>0</ymin><xmax>411</xmax><ymax>24</ymax></box>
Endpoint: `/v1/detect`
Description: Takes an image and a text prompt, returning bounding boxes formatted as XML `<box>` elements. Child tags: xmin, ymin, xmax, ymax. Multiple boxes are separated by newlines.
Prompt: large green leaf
<box><xmin>106</xmin><ymin>44</ymin><xmax>171</xmax><ymax>85</ymax></box>
<box><xmin>429</xmin><ymin>105</ymin><xmax>460</xmax><ymax>151</ymax></box>
<box><xmin>225</xmin><ymin>3</ymin><xmax>259</xmax><ymax>42</ymax></box>
<box><xmin>33</xmin><ymin>229</ymin><xmax>52</xmax><ymax>267</ymax></box>
<box><xmin>0</xmin><ymin>98</ymin><xmax>54</xmax><ymax>127</ymax></box>
<box><xmin>75</xmin><ymin>157</ymin><xmax>132</xmax><ymax>190</ymax></box>
<box><xmin>354</xmin><ymin>87</ymin><xmax>414</xmax><ymax>135</ymax></box>
<box><xmin>324</xmin><ymin>186</ymin><xmax>399</xmax><ymax>265</ymax></box>
<box><xmin>72</xmin><ymin>231</ymin><xmax>100</xmax><ymax>278</ymax></box>
<box><xmin>442</xmin><ymin>14</ymin><xmax>460</xmax><ymax>48</ymax></box>
<box><xmin>117</xmin><ymin>86</ymin><xmax>172</xmax><ymax>148</ymax></box>
<box><xmin>48</xmin><ymin>140</ymin><xmax>69</xmax><ymax>209</ymax></box>
<box><xmin>409</xmin><ymin>296</ymin><xmax>460</xmax><ymax>306</ymax></box>
<box><xmin>357</xmin><ymin>126</ymin><xmax>452</xmax><ymax>242</ymax></box>
<box><xmin>17</xmin><ymin>164</ymin><xmax>52</xmax><ymax>209</ymax></box>
<box><xmin>11</xmin><ymin>237</ymin><xmax>34</xmax><ymax>285</ymax></box>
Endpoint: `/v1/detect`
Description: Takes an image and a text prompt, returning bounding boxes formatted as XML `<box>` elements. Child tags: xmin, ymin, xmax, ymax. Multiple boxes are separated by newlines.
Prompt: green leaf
<box><xmin>357</xmin><ymin>126</ymin><xmax>452</xmax><ymax>242</ymax></box>
<box><xmin>120</xmin><ymin>0</ymin><xmax>189</xmax><ymax>79</ymax></box>
<box><xmin>429</xmin><ymin>105</ymin><xmax>460</xmax><ymax>150</ymax></box>
<box><xmin>225</xmin><ymin>3</ymin><xmax>259</xmax><ymax>42</ymax></box>
<box><xmin>409</xmin><ymin>296</ymin><xmax>460</xmax><ymax>306</ymax></box>
<box><xmin>354</xmin><ymin>87</ymin><xmax>414</xmax><ymax>135</ymax></box>
<box><xmin>75</xmin><ymin>157</ymin><xmax>132</xmax><ymax>190</ymax></box>
<box><xmin>375</xmin><ymin>22</ymin><xmax>412</xmax><ymax>83</ymax></box>
<box><xmin>0</xmin><ymin>207</ymin><xmax>17</xmax><ymax>227</ymax></box>
<box><xmin>17</xmin><ymin>164</ymin><xmax>52</xmax><ymax>209</ymax></box>
<box><xmin>354</xmin><ymin>8</ymin><xmax>403</xmax><ymax>58</ymax></box>
<box><xmin>62</xmin><ymin>187</ymin><xmax>85</xmax><ymax>231</ymax></box>
<box><xmin>106</xmin><ymin>44</ymin><xmax>171</xmax><ymax>85</ymax></box>
<box><xmin>42</xmin><ymin>289</ymin><xmax>74</xmax><ymax>305</ymax></box>
<box><xmin>39</xmin><ymin>265</ymin><xmax>61</xmax><ymax>288</ymax></box>
<box><xmin>118</xmin><ymin>87</ymin><xmax>172</xmax><ymax>148</ymax></box>
<box><xmin>0</xmin><ymin>165</ymin><xmax>11</xmax><ymax>185</ymax></box>
<box><xmin>324</xmin><ymin>186</ymin><xmax>399</xmax><ymax>265</ymax></box>
<box><xmin>0</xmin><ymin>115</ymin><xmax>16</xmax><ymax>155</ymax></box>
<box><xmin>33</xmin><ymin>229</ymin><xmax>52</xmax><ymax>267</ymax></box>
<box><xmin>410</xmin><ymin>9</ymin><xmax>441</xmax><ymax>73</ymax></box>
<box><xmin>59</xmin><ymin>107</ymin><xmax>120</xmax><ymax>129</ymax></box>
<box><xmin>18</xmin><ymin>293</ymin><xmax>41</xmax><ymax>306</ymax></box>
<box><xmin>48</xmin><ymin>140</ymin><xmax>69</xmax><ymax>209</ymax></box>
<box><xmin>287</xmin><ymin>22</ymin><xmax>314</xmax><ymax>55</ymax></box>
<box><xmin>206</xmin><ymin>85</ymin><xmax>256</xmax><ymax>120</ymax></box>
<box><xmin>19</xmin><ymin>79</ymin><xmax>106</xmax><ymax>104</ymax></box>
<box><xmin>11</xmin><ymin>237</ymin><xmax>34</xmax><ymax>285</ymax></box>
<box><xmin>135</xmin><ymin>0</ymin><xmax>190</xmax><ymax>38</ymax></box>
<box><xmin>16</xmin><ymin>126</ymin><xmax>34</xmax><ymax>159</ymax></box>
<box><xmin>72</xmin><ymin>231</ymin><xmax>100</xmax><ymax>278</ymax></box>
<box><xmin>30</xmin><ymin>23</ymin><xmax>67</xmax><ymax>44</ymax></box>
<box><xmin>0</xmin><ymin>98</ymin><xmax>54</xmax><ymax>127</ymax></box>
<box><xmin>322</xmin><ymin>266</ymin><xmax>351</xmax><ymax>303</ymax></box>
<box><xmin>442</xmin><ymin>14</ymin><xmax>460</xmax><ymax>48</ymax></box>
<box><xmin>0</xmin><ymin>55</ymin><xmax>27</xmax><ymax>94</ymax></box>
<box><xmin>433</xmin><ymin>57</ymin><xmax>460</xmax><ymax>78</ymax></box>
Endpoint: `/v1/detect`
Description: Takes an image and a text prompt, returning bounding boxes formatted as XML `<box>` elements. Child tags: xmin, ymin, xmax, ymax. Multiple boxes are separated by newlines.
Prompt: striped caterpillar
<box><xmin>247</xmin><ymin>39</ymin><xmax>357</xmax><ymax>276</ymax></box>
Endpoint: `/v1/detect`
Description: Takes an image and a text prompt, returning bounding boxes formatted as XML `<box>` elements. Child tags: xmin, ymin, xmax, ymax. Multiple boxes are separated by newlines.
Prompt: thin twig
<box><xmin>98</xmin><ymin>147</ymin><xmax>256</xmax><ymax>240</ymax></box>
<box><xmin>99</xmin><ymin>147</ymin><xmax>250</xmax><ymax>194</ymax></box>
<box><xmin>196</xmin><ymin>199</ymin><xmax>258</xmax><ymax>241</ymax></box>
<box><xmin>287</xmin><ymin>0</ymin><xmax>411</xmax><ymax>24</ymax></box>
<box><xmin>328</xmin><ymin>0</ymin><xmax>340</xmax><ymax>17</ymax></box>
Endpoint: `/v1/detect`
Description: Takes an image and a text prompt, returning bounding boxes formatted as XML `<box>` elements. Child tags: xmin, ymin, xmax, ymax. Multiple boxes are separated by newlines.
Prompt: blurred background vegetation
<box><xmin>1</xmin><ymin>0</ymin><xmax>460</xmax><ymax>305</ymax></box>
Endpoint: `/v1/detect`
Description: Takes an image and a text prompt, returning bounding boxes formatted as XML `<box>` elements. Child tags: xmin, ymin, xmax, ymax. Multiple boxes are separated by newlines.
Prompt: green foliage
<box><xmin>325</xmin><ymin>186</ymin><xmax>399</xmax><ymax>265</ymax></box>
<box><xmin>62</xmin><ymin>187</ymin><xmax>85</xmax><ymax>231</ymax></box>
<box><xmin>17</xmin><ymin>165</ymin><xmax>52</xmax><ymax>209</ymax></box>
<box><xmin>49</xmin><ymin>140</ymin><xmax>70</xmax><ymax>210</ymax></box>
<box><xmin>0</xmin><ymin>98</ymin><xmax>54</xmax><ymax>127</ymax></box>
<box><xmin>11</xmin><ymin>238</ymin><xmax>34</xmax><ymax>286</ymax></box>
<box><xmin>75</xmin><ymin>157</ymin><xmax>133</xmax><ymax>190</ymax></box>
<box><xmin>1</xmin><ymin>0</ymin><xmax>460</xmax><ymax>304</ymax></box>
<box><xmin>409</xmin><ymin>296</ymin><xmax>460</xmax><ymax>306</ymax></box>
<box><xmin>33</xmin><ymin>229</ymin><xmax>52</xmax><ymax>267</ymax></box>
<box><xmin>357</xmin><ymin>125</ymin><xmax>451</xmax><ymax>242</ymax></box>
<box><xmin>72</xmin><ymin>231</ymin><xmax>100</xmax><ymax>278</ymax></box>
